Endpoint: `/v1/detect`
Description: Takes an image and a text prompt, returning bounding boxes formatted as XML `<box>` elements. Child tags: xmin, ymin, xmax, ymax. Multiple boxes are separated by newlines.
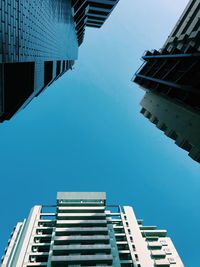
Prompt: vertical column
<box><xmin>123</xmin><ymin>206</ymin><xmax>154</xmax><ymax>267</ymax></box>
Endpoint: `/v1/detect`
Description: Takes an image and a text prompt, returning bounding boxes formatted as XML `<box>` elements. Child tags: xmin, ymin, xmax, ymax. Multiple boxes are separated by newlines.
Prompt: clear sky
<box><xmin>0</xmin><ymin>0</ymin><xmax>199</xmax><ymax>266</ymax></box>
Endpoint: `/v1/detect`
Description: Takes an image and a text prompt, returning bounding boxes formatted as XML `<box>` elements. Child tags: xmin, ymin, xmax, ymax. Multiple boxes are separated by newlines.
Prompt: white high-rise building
<box><xmin>1</xmin><ymin>192</ymin><xmax>184</xmax><ymax>267</ymax></box>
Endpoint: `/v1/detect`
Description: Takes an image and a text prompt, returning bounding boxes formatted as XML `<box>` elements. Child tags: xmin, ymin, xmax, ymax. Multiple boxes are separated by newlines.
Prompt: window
<box><xmin>62</xmin><ymin>60</ymin><xmax>66</xmax><ymax>72</ymax></box>
<box><xmin>44</xmin><ymin>61</ymin><xmax>53</xmax><ymax>86</ymax></box>
<box><xmin>160</xmin><ymin>240</ymin><xmax>168</xmax><ymax>246</ymax></box>
<box><xmin>3</xmin><ymin>62</ymin><xmax>35</xmax><ymax>119</ymax></box>
<box><xmin>56</xmin><ymin>61</ymin><xmax>61</xmax><ymax>76</ymax></box>
<box><xmin>168</xmin><ymin>257</ymin><xmax>176</xmax><ymax>264</ymax></box>
<box><xmin>164</xmin><ymin>248</ymin><xmax>172</xmax><ymax>255</ymax></box>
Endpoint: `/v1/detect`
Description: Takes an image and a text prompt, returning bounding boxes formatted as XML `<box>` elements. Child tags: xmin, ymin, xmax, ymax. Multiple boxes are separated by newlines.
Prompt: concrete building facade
<box><xmin>140</xmin><ymin>92</ymin><xmax>200</xmax><ymax>162</ymax></box>
<box><xmin>1</xmin><ymin>192</ymin><xmax>184</xmax><ymax>267</ymax></box>
<box><xmin>0</xmin><ymin>0</ymin><xmax>119</xmax><ymax>122</ymax></box>
<box><xmin>133</xmin><ymin>0</ymin><xmax>200</xmax><ymax>162</ymax></box>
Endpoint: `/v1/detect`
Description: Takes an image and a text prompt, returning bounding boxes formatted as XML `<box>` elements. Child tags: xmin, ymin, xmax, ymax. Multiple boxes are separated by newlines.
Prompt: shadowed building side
<box><xmin>133</xmin><ymin>0</ymin><xmax>200</xmax><ymax>163</ymax></box>
<box><xmin>140</xmin><ymin>92</ymin><xmax>200</xmax><ymax>162</ymax></box>
<box><xmin>0</xmin><ymin>0</ymin><xmax>119</xmax><ymax>122</ymax></box>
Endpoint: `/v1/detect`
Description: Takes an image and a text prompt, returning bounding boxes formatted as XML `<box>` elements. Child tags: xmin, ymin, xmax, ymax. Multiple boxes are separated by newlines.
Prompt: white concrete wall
<box><xmin>124</xmin><ymin>206</ymin><xmax>154</xmax><ymax>267</ymax></box>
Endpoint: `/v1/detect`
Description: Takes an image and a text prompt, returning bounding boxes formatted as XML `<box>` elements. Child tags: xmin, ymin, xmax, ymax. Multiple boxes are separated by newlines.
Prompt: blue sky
<box><xmin>0</xmin><ymin>0</ymin><xmax>199</xmax><ymax>266</ymax></box>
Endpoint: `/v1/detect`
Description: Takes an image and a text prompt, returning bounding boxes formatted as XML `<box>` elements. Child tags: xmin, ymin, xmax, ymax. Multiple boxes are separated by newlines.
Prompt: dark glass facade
<box><xmin>0</xmin><ymin>0</ymin><xmax>119</xmax><ymax>121</ymax></box>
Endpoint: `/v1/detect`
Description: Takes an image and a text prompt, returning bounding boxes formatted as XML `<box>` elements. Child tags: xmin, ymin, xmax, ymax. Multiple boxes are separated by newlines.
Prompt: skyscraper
<box><xmin>1</xmin><ymin>192</ymin><xmax>184</xmax><ymax>266</ymax></box>
<box><xmin>133</xmin><ymin>0</ymin><xmax>200</xmax><ymax>162</ymax></box>
<box><xmin>0</xmin><ymin>0</ymin><xmax>119</xmax><ymax>122</ymax></box>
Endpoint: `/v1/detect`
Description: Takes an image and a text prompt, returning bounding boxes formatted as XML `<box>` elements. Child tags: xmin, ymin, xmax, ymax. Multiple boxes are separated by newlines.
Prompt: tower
<box><xmin>1</xmin><ymin>192</ymin><xmax>184</xmax><ymax>266</ymax></box>
<box><xmin>133</xmin><ymin>0</ymin><xmax>200</xmax><ymax>162</ymax></box>
<box><xmin>0</xmin><ymin>0</ymin><xmax>119</xmax><ymax>122</ymax></box>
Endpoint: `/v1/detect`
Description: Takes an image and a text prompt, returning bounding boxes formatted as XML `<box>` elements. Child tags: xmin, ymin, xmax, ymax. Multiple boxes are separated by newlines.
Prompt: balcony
<box><xmin>148</xmin><ymin>241</ymin><xmax>162</xmax><ymax>249</ymax></box>
<box><xmin>54</xmin><ymin>235</ymin><xmax>110</xmax><ymax>245</ymax></box>
<box><xmin>57</xmin><ymin>206</ymin><xmax>105</xmax><ymax>213</ymax></box>
<box><xmin>139</xmin><ymin>226</ymin><xmax>157</xmax><ymax>230</ymax></box>
<box><xmin>151</xmin><ymin>250</ymin><xmax>166</xmax><ymax>259</ymax></box>
<box><xmin>55</xmin><ymin>227</ymin><xmax>108</xmax><ymax>235</ymax></box>
<box><xmin>32</xmin><ymin>245</ymin><xmax>50</xmax><ymax>253</ymax></box>
<box><xmin>141</xmin><ymin>230</ymin><xmax>167</xmax><ymax>238</ymax></box>
<box><xmin>26</xmin><ymin>264</ymin><xmax>47</xmax><ymax>266</ymax></box>
<box><xmin>116</xmin><ymin>241</ymin><xmax>128</xmax><ymax>245</ymax></box>
<box><xmin>154</xmin><ymin>259</ymin><xmax>170</xmax><ymax>266</ymax></box>
<box><xmin>53</xmin><ymin>244</ymin><xmax>111</xmax><ymax>254</ymax></box>
<box><xmin>57</xmin><ymin>213</ymin><xmax>106</xmax><ymax>219</ymax></box>
<box><xmin>120</xmin><ymin>260</ymin><xmax>134</xmax><ymax>264</ymax></box>
<box><xmin>51</xmin><ymin>254</ymin><xmax>113</xmax><ymax>265</ymax></box>
<box><xmin>56</xmin><ymin>219</ymin><xmax>107</xmax><ymax>227</ymax></box>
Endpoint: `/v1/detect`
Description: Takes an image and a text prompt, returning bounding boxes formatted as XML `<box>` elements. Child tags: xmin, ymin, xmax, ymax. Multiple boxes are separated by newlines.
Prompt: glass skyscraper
<box><xmin>1</xmin><ymin>192</ymin><xmax>183</xmax><ymax>266</ymax></box>
<box><xmin>0</xmin><ymin>0</ymin><xmax>119</xmax><ymax>122</ymax></box>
